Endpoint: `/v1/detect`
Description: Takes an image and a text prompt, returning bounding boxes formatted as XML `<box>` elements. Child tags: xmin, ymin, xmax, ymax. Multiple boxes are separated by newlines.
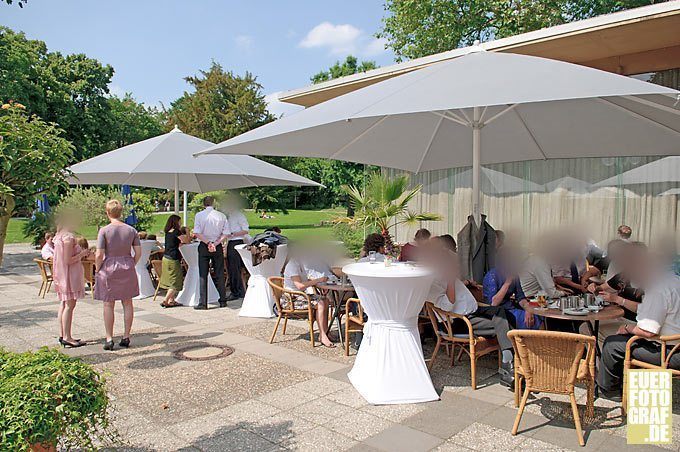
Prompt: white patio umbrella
<box><xmin>196</xmin><ymin>49</ymin><xmax>680</xmax><ymax>223</ymax></box>
<box><xmin>594</xmin><ymin>156</ymin><xmax>680</xmax><ymax>187</ymax></box>
<box><xmin>545</xmin><ymin>176</ymin><xmax>593</xmax><ymax>194</ymax></box>
<box><xmin>453</xmin><ymin>167</ymin><xmax>543</xmax><ymax>194</ymax></box>
<box><xmin>68</xmin><ymin>127</ymin><xmax>321</xmax><ymax>223</ymax></box>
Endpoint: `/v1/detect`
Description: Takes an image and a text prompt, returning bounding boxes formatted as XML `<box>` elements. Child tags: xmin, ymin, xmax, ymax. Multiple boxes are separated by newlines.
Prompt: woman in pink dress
<box><xmin>95</xmin><ymin>199</ymin><xmax>141</xmax><ymax>351</ymax></box>
<box><xmin>53</xmin><ymin>214</ymin><xmax>90</xmax><ymax>348</ymax></box>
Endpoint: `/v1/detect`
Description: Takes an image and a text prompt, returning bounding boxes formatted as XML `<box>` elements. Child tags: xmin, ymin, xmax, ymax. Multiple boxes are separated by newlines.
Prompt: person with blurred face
<box><xmin>399</xmin><ymin>228</ymin><xmax>431</xmax><ymax>262</ymax></box>
<box><xmin>520</xmin><ymin>234</ymin><xmax>567</xmax><ymax>300</ymax></box>
<box><xmin>597</xmin><ymin>243</ymin><xmax>680</xmax><ymax>400</ymax></box>
<box><xmin>617</xmin><ymin>224</ymin><xmax>632</xmax><ymax>242</ymax></box>
<box><xmin>358</xmin><ymin>233</ymin><xmax>386</xmax><ymax>262</ymax></box>
<box><xmin>95</xmin><ymin>199</ymin><xmax>141</xmax><ymax>351</ymax></box>
<box><xmin>224</xmin><ymin>195</ymin><xmax>249</xmax><ymax>300</ymax></box>
<box><xmin>193</xmin><ymin>196</ymin><xmax>230</xmax><ymax>309</ymax></box>
<box><xmin>158</xmin><ymin>214</ymin><xmax>190</xmax><ymax>308</ymax></box>
<box><xmin>53</xmin><ymin>212</ymin><xmax>90</xmax><ymax>348</ymax></box>
<box><xmin>41</xmin><ymin>232</ymin><xmax>55</xmax><ymax>260</ymax></box>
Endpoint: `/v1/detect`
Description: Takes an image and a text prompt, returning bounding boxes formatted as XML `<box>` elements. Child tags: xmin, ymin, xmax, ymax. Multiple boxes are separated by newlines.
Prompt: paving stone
<box><xmin>448</xmin><ymin>422</ymin><xmax>529</xmax><ymax>451</ymax></box>
<box><xmin>283</xmin><ymin>425</ymin><xmax>357</xmax><ymax>451</ymax></box>
<box><xmin>363</xmin><ymin>424</ymin><xmax>442</xmax><ymax>452</ymax></box>
<box><xmin>193</xmin><ymin>427</ymin><xmax>279</xmax><ymax>452</ymax></box>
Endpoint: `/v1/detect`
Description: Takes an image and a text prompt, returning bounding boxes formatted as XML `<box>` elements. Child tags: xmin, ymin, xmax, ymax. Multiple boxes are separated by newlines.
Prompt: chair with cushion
<box><xmin>150</xmin><ymin>259</ymin><xmax>164</xmax><ymax>301</ymax></box>
<box><xmin>509</xmin><ymin>330</ymin><xmax>595</xmax><ymax>447</ymax></box>
<box><xmin>267</xmin><ymin>276</ymin><xmax>318</xmax><ymax>347</ymax></box>
<box><xmin>344</xmin><ymin>297</ymin><xmax>365</xmax><ymax>356</ymax></box>
<box><xmin>424</xmin><ymin>301</ymin><xmax>500</xmax><ymax>390</ymax></box>
<box><xmin>34</xmin><ymin>258</ymin><xmax>53</xmax><ymax>298</ymax></box>
<box><xmin>622</xmin><ymin>334</ymin><xmax>680</xmax><ymax>414</ymax></box>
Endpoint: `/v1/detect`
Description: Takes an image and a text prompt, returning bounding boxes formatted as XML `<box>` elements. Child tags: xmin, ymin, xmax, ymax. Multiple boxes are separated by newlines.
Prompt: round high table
<box><xmin>133</xmin><ymin>240</ymin><xmax>157</xmax><ymax>299</ymax></box>
<box><xmin>236</xmin><ymin>243</ymin><xmax>288</xmax><ymax>318</ymax></box>
<box><xmin>342</xmin><ymin>262</ymin><xmax>438</xmax><ymax>405</ymax></box>
<box><xmin>176</xmin><ymin>242</ymin><xmax>219</xmax><ymax>307</ymax></box>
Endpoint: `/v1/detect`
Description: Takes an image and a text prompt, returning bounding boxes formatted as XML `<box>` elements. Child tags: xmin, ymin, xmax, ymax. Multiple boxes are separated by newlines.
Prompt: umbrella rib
<box><xmin>623</xmin><ymin>95</ymin><xmax>680</xmax><ymax>117</ymax></box>
<box><xmin>329</xmin><ymin>115</ymin><xmax>388</xmax><ymax>159</ymax></box>
<box><xmin>431</xmin><ymin>111</ymin><xmax>468</xmax><ymax>127</ymax></box>
<box><xmin>415</xmin><ymin>115</ymin><xmax>445</xmax><ymax>174</ymax></box>
<box><xmin>597</xmin><ymin>98</ymin><xmax>680</xmax><ymax>137</ymax></box>
<box><xmin>483</xmin><ymin>104</ymin><xmax>518</xmax><ymax>126</ymax></box>
<box><xmin>458</xmin><ymin>108</ymin><xmax>472</xmax><ymax>124</ymax></box>
<box><xmin>513</xmin><ymin>107</ymin><xmax>548</xmax><ymax>160</ymax></box>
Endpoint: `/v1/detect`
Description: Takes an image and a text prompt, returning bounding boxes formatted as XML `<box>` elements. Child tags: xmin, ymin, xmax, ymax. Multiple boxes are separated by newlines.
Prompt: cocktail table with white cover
<box><xmin>237</xmin><ymin>243</ymin><xmax>287</xmax><ymax>318</ymax></box>
<box><xmin>342</xmin><ymin>262</ymin><xmax>438</xmax><ymax>405</ymax></box>
<box><xmin>176</xmin><ymin>242</ymin><xmax>219</xmax><ymax>307</ymax></box>
<box><xmin>133</xmin><ymin>240</ymin><xmax>157</xmax><ymax>299</ymax></box>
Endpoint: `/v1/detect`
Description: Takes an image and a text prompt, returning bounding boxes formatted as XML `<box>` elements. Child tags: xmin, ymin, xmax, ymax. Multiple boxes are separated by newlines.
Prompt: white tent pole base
<box><xmin>183</xmin><ymin>191</ymin><xmax>188</xmax><ymax>225</ymax></box>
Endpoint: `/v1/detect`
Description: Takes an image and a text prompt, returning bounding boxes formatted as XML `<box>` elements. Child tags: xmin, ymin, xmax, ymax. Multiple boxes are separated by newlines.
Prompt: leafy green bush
<box><xmin>21</xmin><ymin>212</ymin><xmax>54</xmax><ymax>246</ymax></box>
<box><xmin>0</xmin><ymin>347</ymin><xmax>115</xmax><ymax>451</ymax></box>
<box><xmin>128</xmin><ymin>191</ymin><xmax>155</xmax><ymax>233</ymax></box>
<box><xmin>333</xmin><ymin>222</ymin><xmax>373</xmax><ymax>258</ymax></box>
<box><xmin>57</xmin><ymin>187</ymin><xmax>130</xmax><ymax>229</ymax></box>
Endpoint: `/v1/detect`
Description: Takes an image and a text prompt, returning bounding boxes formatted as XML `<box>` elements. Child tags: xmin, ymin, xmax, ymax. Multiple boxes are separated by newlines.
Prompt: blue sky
<box><xmin>2</xmin><ymin>0</ymin><xmax>396</xmax><ymax>115</ymax></box>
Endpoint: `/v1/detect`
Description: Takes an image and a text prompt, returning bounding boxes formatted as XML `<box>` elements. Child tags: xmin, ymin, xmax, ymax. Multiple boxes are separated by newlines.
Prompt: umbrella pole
<box><xmin>472</xmin><ymin>106</ymin><xmax>482</xmax><ymax>225</ymax></box>
<box><xmin>183</xmin><ymin>191</ymin><xmax>188</xmax><ymax>226</ymax></box>
<box><xmin>174</xmin><ymin>174</ymin><xmax>180</xmax><ymax>215</ymax></box>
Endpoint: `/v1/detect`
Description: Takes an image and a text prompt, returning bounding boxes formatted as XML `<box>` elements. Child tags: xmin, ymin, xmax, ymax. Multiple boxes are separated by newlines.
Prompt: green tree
<box><xmin>0</xmin><ymin>103</ymin><xmax>74</xmax><ymax>266</ymax></box>
<box><xmin>167</xmin><ymin>62</ymin><xmax>274</xmax><ymax>143</ymax></box>
<box><xmin>310</xmin><ymin>55</ymin><xmax>378</xmax><ymax>84</ymax></box>
<box><xmin>340</xmin><ymin>173</ymin><xmax>441</xmax><ymax>255</ymax></box>
<box><xmin>105</xmin><ymin>94</ymin><xmax>166</xmax><ymax>149</ymax></box>
<box><xmin>0</xmin><ymin>27</ymin><xmax>115</xmax><ymax>161</ymax></box>
<box><xmin>377</xmin><ymin>0</ymin><xmax>656</xmax><ymax>61</ymax></box>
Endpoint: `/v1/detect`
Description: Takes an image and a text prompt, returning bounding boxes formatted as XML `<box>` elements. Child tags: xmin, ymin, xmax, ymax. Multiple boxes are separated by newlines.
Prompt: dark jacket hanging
<box><xmin>457</xmin><ymin>214</ymin><xmax>496</xmax><ymax>283</ymax></box>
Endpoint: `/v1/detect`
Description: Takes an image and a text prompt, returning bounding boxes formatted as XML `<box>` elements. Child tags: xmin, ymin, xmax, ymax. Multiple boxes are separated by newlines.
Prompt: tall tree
<box><xmin>167</xmin><ymin>62</ymin><xmax>274</xmax><ymax>143</ymax></box>
<box><xmin>105</xmin><ymin>94</ymin><xmax>166</xmax><ymax>148</ymax></box>
<box><xmin>311</xmin><ymin>55</ymin><xmax>378</xmax><ymax>84</ymax></box>
<box><xmin>377</xmin><ymin>0</ymin><xmax>657</xmax><ymax>61</ymax></box>
<box><xmin>0</xmin><ymin>27</ymin><xmax>114</xmax><ymax>161</ymax></box>
<box><xmin>0</xmin><ymin>103</ymin><xmax>74</xmax><ymax>265</ymax></box>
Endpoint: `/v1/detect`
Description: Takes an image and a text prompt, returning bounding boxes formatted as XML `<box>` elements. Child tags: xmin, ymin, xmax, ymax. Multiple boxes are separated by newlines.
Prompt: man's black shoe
<box><xmin>226</xmin><ymin>294</ymin><xmax>241</xmax><ymax>301</ymax></box>
<box><xmin>219</xmin><ymin>301</ymin><xmax>228</xmax><ymax>308</ymax></box>
<box><xmin>194</xmin><ymin>304</ymin><xmax>208</xmax><ymax>310</ymax></box>
<box><xmin>499</xmin><ymin>360</ymin><xmax>515</xmax><ymax>388</ymax></box>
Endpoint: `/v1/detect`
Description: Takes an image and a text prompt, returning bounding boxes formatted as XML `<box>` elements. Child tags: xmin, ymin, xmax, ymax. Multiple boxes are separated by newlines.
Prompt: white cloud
<box><xmin>299</xmin><ymin>22</ymin><xmax>385</xmax><ymax>57</ymax></box>
<box><xmin>265</xmin><ymin>92</ymin><xmax>304</xmax><ymax>118</ymax></box>
<box><xmin>234</xmin><ymin>34</ymin><xmax>253</xmax><ymax>52</ymax></box>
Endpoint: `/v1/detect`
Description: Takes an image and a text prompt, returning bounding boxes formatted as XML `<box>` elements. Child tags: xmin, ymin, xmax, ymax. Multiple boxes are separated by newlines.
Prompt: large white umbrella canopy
<box><xmin>453</xmin><ymin>167</ymin><xmax>543</xmax><ymax>194</ymax></box>
<box><xmin>197</xmin><ymin>50</ymin><xmax>680</xmax><ymax>221</ymax></box>
<box><xmin>594</xmin><ymin>156</ymin><xmax>680</xmax><ymax>187</ymax></box>
<box><xmin>68</xmin><ymin>127</ymin><xmax>321</xmax><ymax>222</ymax></box>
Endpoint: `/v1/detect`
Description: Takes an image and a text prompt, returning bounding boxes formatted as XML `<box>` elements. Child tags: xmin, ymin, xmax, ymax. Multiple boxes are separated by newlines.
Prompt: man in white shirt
<box><xmin>193</xmin><ymin>196</ymin><xmax>230</xmax><ymax>309</ymax></box>
<box><xmin>597</xmin><ymin>244</ymin><xmax>680</xmax><ymax>399</ymax></box>
<box><xmin>41</xmin><ymin>232</ymin><xmax>55</xmax><ymax>260</ymax></box>
<box><xmin>225</xmin><ymin>199</ymin><xmax>249</xmax><ymax>300</ymax></box>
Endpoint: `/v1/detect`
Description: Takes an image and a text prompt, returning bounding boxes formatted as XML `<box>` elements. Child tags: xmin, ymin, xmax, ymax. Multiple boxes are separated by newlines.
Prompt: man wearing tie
<box><xmin>192</xmin><ymin>196</ymin><xmax>230</xmax><ymax>309</ymax></box>
<box><xmin>225</xmin><ymin>197</ymin><xmax>250</xmax><ymax>301</ymax></box>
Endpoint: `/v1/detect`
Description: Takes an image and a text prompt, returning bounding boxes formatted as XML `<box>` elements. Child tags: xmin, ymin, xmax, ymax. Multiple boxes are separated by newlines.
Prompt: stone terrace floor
<box><xmin>1</xmin><ymin>243</ymin><xmax>678</xmax><ymax>451</ymax></box>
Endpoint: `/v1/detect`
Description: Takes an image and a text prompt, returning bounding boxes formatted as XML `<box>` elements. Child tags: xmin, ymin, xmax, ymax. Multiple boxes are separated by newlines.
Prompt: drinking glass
<box><xmin>369</xmin><ymin>251</ymin><xmax>377</xmax><ymax>263</ymax></box>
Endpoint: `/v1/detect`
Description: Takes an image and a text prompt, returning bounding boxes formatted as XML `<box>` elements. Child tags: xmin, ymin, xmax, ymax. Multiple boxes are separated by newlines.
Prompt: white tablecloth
<box><xmin>237</xmin><ymin>244</ymin><xmax>287</xmax><ymax>318</ymax></box>
<box><xmin>133</xmin><ymin>240</ymin><xmax>156</xmax><ymax>299</ymax></box>
<box><xmin>176</xmin><ymin>242</ymin><xmax>219</xmax><ymax>306</ymax></box>
<box><xmin>342</xmin><ymin>262</ymin><xmax>438</xmax><ymax>405</ymax></box>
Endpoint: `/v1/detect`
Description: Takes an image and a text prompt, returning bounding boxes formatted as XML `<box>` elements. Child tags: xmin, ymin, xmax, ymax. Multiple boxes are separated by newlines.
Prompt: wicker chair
<box><xmin>508</xmin><ymin>330</ymin><xmax>595</xmax><ymax>447</ymax></box>
<box><xmin>344</xmin><ymin>297</ymin><xmax>365</xmax><ymax>356</ymax></box>
<box><xmin>267</xmin><ymin>276</ymin><xmax>318</xmax><ymax>347</ymax></box>
<box><xmin>622</xmin><ymin>334</ymin><xmax>680</xmax><ymax>414</ymax></box>
<box><xmin>150</xmin><ymin>260</ymin><xmax>164</xmax><ymax>301</ymax></box>
<box><xmin>424</xmin><ymin>301</ymin><xmax>500</xmax><ymax>390</ymax></box>
<box><xmin>82</xmin><ymin>260</ymin><xmax>96</xmax><ymax>300</ymax></box>
<box><xmin>34</xmin><ymin>258</ymin><xmax>53</xmax><ymax>298</ymax></box>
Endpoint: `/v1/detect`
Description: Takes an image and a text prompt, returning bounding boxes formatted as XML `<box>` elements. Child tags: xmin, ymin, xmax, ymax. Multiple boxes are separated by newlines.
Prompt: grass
<box><xmin>6</xmin><ymin>208</ymin><xmax>345</xmax><ymax>244</ymax></box>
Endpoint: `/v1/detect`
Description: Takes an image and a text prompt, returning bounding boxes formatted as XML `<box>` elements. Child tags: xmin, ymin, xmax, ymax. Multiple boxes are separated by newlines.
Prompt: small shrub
<box><xmin>0</xmin><ymin>347</ymin><xmax>116</xmax><ymax>451</ymax></box>
<box><xmin>22</xmin><ymin>212</ymin><xmax>53</xmax><ymax>246</ymax></box>
<box><xmin>57</xmin><ymin>187</ymin><xmax>130</xmax><ymax>229</ymax></box>
<box><xmin>333</xmin><ymin>222</ymin><xmax>373</xmax><ymax>258</ymax></box>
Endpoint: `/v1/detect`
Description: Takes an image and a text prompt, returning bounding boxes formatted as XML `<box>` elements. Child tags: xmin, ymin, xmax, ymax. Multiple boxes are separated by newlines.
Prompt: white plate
<box><xmin>563</xmin><ymin>308</ymin><xmax>589</xmax><ymax>316</ymax></box>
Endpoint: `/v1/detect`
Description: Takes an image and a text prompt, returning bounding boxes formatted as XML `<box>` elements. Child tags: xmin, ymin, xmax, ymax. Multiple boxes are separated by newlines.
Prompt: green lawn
<box><xmin>6</xmin><ymin>208</ymin><xmax>344</xmax><ymax>244</ymax></box>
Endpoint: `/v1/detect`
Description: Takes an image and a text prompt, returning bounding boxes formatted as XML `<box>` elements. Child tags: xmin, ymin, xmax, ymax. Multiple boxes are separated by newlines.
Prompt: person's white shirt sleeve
<box><xmin>636</xmin><ymin>278</ymin><xmax>680</xmax><ymax>336</ymax></box>
<box><xmin>193</xmin><ymin>210</ymin><xmax>205</xmax><ymax>235</ymax></box>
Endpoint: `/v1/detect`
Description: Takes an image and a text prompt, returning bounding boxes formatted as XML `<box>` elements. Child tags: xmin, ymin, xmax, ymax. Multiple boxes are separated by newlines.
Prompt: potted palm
<box><xmin>340</xmin><ymin>173</ymin><xmax>441</xmax><ymax>256</ymax></box>
<box><xmin>0</xmin><ymin>347</ymin><xmax>115</xmax><ymax>451</ymax></box>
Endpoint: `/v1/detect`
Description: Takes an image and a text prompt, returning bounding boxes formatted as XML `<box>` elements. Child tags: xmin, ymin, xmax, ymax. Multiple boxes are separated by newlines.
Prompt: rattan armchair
<box><xmin>424</xmin><ymin>301</ymin><xmax>500</xmax><ymax>390</ymax></box>
<box><xmin>508</xmin><ymin>330</ymin><xmax>595</xmax><ymax>447</ymax></box>
<box><xmin>622</xmin><ymin>334</ymin><xmax>680</xmax><ymax>414</ymax></box>
<box><xmin>267</xmin><ymin>276</ymin><xmax>318</xmax><ymax>347</ymax></box>
<box><xmin>150</xmin><ymin>260</ymin><xmax>163</xmax><ymax>301</ymax></box>
<box><xmin>344</xmin><ymin>297</ymin><xmax>365</xmax><ymax>356</ymax></box>
<box><xmin>34</xmin><ymin>258</ymin><xmax>53</xmax><ymax>298</ymax></box>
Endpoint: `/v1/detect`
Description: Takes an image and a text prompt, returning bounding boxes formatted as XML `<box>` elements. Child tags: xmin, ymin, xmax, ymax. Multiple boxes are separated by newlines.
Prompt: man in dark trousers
<box><xmin>225</xmin><ymin>198</ymin><xmax>250</xmax><ymax>300</ymax></box>
<box><xmin>192</xmin><ymin>196</ymin><xmax>230</xmax><ymax>309</ymax></box>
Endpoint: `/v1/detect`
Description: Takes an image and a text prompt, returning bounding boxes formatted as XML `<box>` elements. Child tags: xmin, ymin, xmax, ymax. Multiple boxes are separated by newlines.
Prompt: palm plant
<box><xmin>340</xmin><ymin>173</ymin><xmax>441</xmax><ymax>255</ymax></box>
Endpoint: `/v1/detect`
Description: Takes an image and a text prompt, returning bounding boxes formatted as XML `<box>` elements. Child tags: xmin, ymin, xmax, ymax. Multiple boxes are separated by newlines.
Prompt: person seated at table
<box><xmin>358</xmin><ymin>233</ymin><xmax>386</xmax><ymax>263</ymax></box>
<box><xmin>520</xmin><ymin>235</ymin><xmax>567</xmax><ymax>300</ymax></box>
<box><xmin>483</xmin><ymin>247</ymin><xmax>542</xmax><ymax>330</ymax></box>
<box><xmin>76</xmin><ymin>237</ymin><xmax>95</xmax><ymax>262</ymax></box>
<box><xmin>159</xmin><ymin>215</ymin><xmax>191</xmax><ymax>308</ymax></box>
<box><xmin>617</xmin><ymin>224</ymin><xmax>632</xmax><ymax>242</ymax></box>
<box><xmin>283</xmin><ymin>255</ymin><xmax>335</xmax><ymax>348</ymax></box>
<box><xmin>41</xmin><ymin>232</ymin><xmax>55</xmax><ymax>260</ymax></box>
<box><xmin>427</xmin><ymin>237</ymin><xmax>515</xmax><ymax>387</ymax></box>
<box><xmin>399</xmin><ymin>228</ymin><xmax>431</xmax><ymax>262</ymax></box>
<box><xmin>597</xmin><ymin>244</ymin><xmax>680</xmax><ymax>400</ymax></box>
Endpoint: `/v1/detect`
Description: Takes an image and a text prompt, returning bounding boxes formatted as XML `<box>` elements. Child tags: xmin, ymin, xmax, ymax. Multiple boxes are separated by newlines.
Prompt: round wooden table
<box><xmin>317</xmin><ymin>282</ymin><xmax>356</xmax><ymax>348</ymax></box>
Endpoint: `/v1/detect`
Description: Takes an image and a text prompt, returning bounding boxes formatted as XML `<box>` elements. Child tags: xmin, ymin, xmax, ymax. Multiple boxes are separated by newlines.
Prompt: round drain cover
<box><xmin>173</xmin><ymin>344</ymin><xmax>234</xmax><ymax>362</ymax></box>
